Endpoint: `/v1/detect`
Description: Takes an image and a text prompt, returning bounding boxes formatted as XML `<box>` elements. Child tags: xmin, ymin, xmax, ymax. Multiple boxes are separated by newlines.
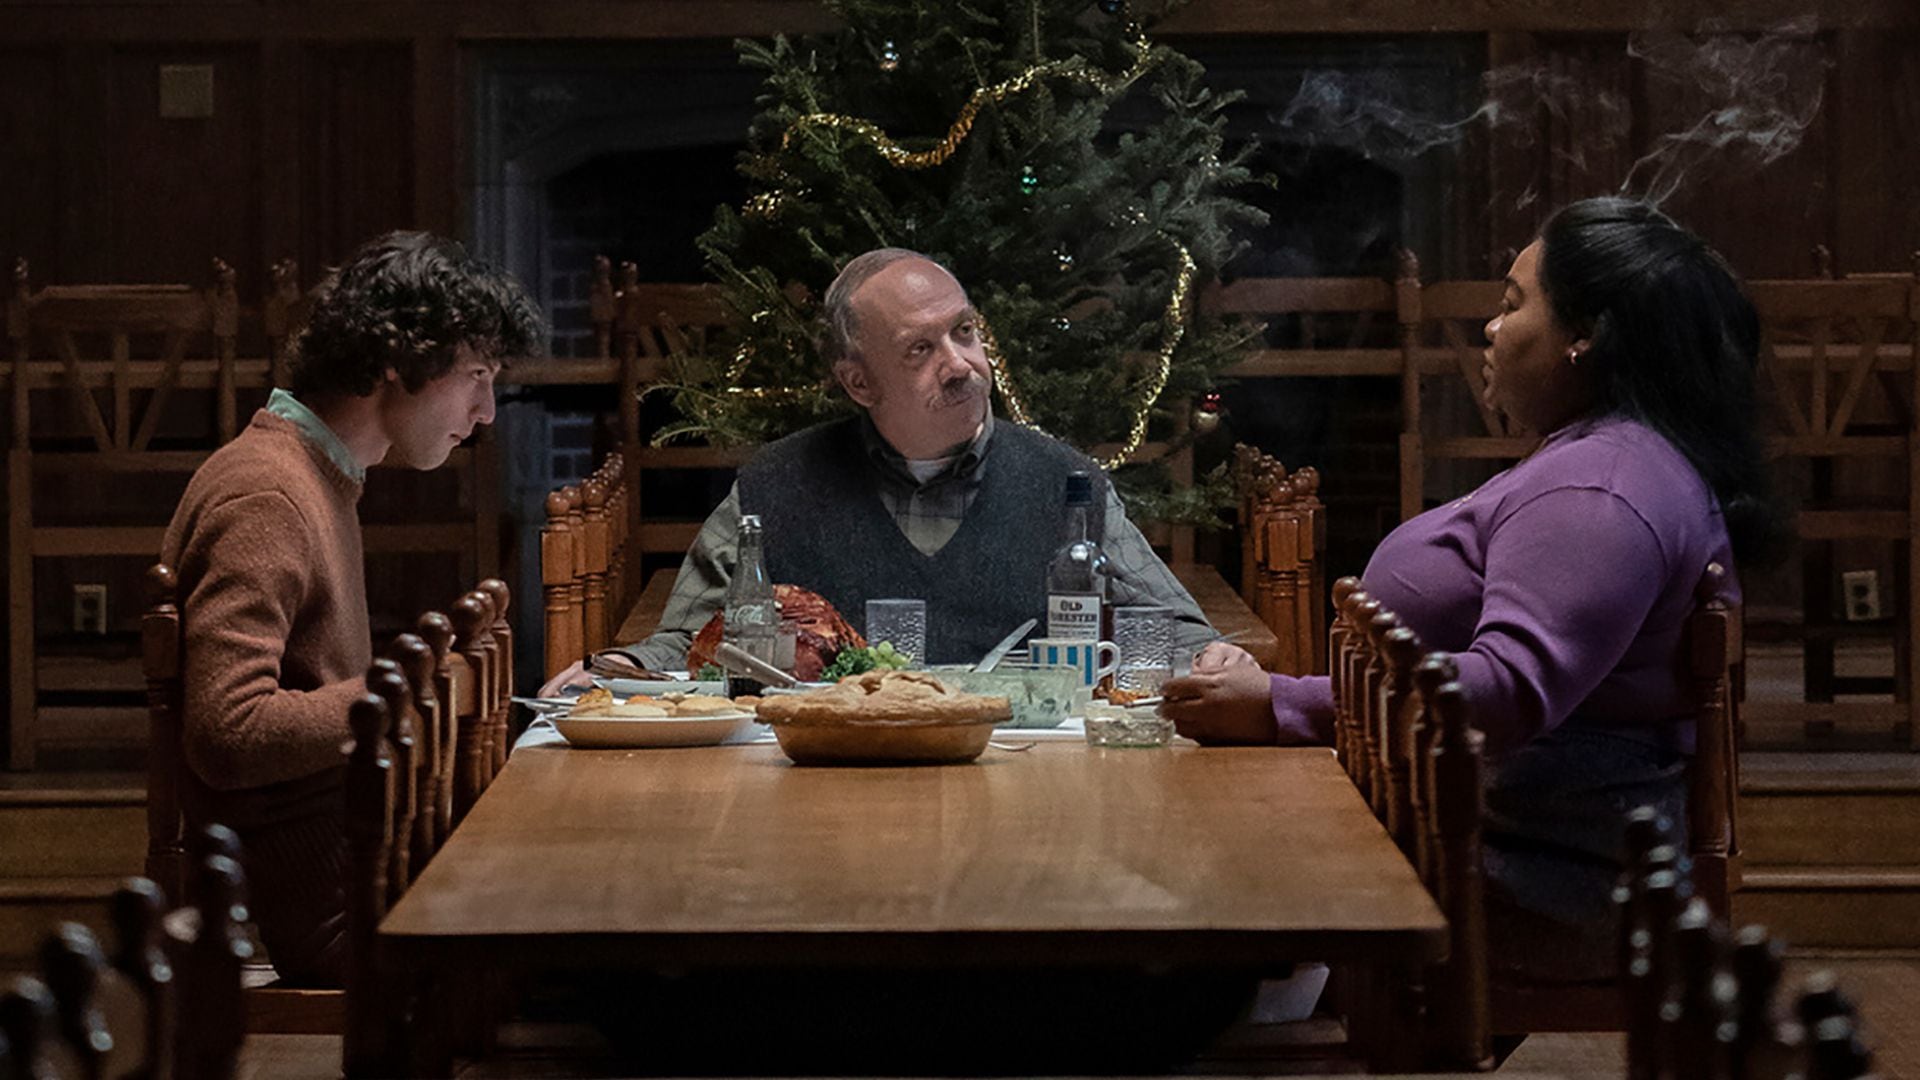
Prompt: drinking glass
<box><xmin>1113</xmin><ymin>605</ymin><xmax>1174</xmax><ymax>694</ymax></box>
<box><xmin>773</xmin><ymin>618</ymin><xmax>800</xmax><ymax>675</ymax></box>
<box><xmin>864</xmin><ymin>599</ymin><xmax>927</xmax><ymax>665</ymax></box>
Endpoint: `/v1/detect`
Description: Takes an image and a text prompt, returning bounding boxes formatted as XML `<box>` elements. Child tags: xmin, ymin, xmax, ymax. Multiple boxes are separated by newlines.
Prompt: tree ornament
<box><xmin>1193</xmin><ymin>391</ymin><xmax>1223</xmax><ymax>433</ymax></box>
<box><xmin>1098</xmin><ymin>0</ymin><xmax>1126</xmax><ymax>13</ymax></box>
<box><xmin>1054</xmin><ymin>247</ymin><xmax>1074</xmax><ymax>272</ymax></box>
<box><xmin>879</xmin><ymin>40</ymin><xmax>900</xmax><ymax>72</ymax></box>
<box><xmin>1020</xmin><ymin>165</ymin><xmax>1040</xmax><ymax>197</ymax></box>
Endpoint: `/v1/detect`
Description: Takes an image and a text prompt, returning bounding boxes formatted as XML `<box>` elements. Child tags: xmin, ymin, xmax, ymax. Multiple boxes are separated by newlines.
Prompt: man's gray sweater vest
<box><xmin>737</xmin><ymin>417</ymin><xmax>1106</xmax><ymax>664</ymax></box>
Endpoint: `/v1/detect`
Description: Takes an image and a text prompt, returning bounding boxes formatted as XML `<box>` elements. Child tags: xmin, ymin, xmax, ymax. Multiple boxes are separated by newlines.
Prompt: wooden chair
<box><xmin>541</xmin><ymin>450</ymin><xmax>634</xmax><ymax>681</ymax></box>
<box><xmin>450</xmin><ymin>590</ymin><xmax>508</xmax><ymax>822</ymax></box>
<box><xmin>1201</xmin><ymin>259</ymin><xmax>1413</xmax><ymax>381</ymax></box>
<box><xmin>143</xmin><ymin>566</ymin><xmax>500</xmax><ymax>1033</ymax></box>
<box><xmin>141</xmin><ymin>564</ymin><xmax>346</xmax><ymax>1035</ymax></box>
<box><xmin>0</xmin><ymin>840</ymin><xmax>309</xmax><ymax>1080</ymax></box>
<box><xmin>1233</xmin><ymin>448</ymin><xmax>1328</xmax><ymax>676</ymax></box>
<box><xmin>1618</xmin><ymin>860</ymin><xmax>1877</xmax><ymax>1080</ymax></box>
<box><xmin>342</xmin><ymin>627</ymin><xmax>506</xmax><ymax>1079</ymax></box>
<box><xmin>1329</xmin><ymin>565</ymin><xmax>1745</xmax><ymax>1058</ymax></box>
<box><xmin>6</xmin><ymin>259</ymin><xmax>246</xmax><ymax>768</ymax></box>
<box><xmin>1744</xmin><ymin>268</ymin><xmax>1920</xmax><ymax>748</ymax></box>
<box><xmin>1324</xmin><ymin>581</ymin><xmax>1491</xmax><ymax>1068</ymax></box>
<box><xmin>541</xmin><ymin>488</ymin><xmax>582</xmax><ymax>681</ymax></box>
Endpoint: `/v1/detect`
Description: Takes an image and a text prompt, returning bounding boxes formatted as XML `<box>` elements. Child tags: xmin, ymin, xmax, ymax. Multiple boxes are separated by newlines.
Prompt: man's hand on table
<box><xmin>538</xmin><ymin>660</ymin><xmax>592</xmax><ymax>699</ymax></box>
<box><xmin>1160</xmin><ymin>644</ymin><xmax>1277</xmax><ymax>745</ymax></box>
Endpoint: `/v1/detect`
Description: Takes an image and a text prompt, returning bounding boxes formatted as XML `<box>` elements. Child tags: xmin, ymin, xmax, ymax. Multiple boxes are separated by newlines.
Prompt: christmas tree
<box><xmin>663</xmin><ymin>0</ymin><xmax>1265</xmax><ymax>521</ymax></box>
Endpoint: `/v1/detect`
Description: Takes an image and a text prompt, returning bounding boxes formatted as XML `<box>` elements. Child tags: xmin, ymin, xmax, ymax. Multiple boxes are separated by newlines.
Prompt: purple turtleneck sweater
<box><xmin>1271</xmin><ymin>415</ymin><xmax>1735</xmax><ymax>755</ymax></box>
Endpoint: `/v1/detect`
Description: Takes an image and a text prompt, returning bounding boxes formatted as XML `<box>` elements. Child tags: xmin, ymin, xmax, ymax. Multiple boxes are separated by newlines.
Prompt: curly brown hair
<box><xmin>290</xmin><ymin>232</ymin><xmax>545</xmax><ymax>399</ymax></box>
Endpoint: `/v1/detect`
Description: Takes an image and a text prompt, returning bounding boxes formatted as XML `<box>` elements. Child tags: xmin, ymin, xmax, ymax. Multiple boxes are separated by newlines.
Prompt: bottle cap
<box><xmin>1065</xmin><ymin>472</ymin><xmax>1093</xmax><ymax>505</ymax></box>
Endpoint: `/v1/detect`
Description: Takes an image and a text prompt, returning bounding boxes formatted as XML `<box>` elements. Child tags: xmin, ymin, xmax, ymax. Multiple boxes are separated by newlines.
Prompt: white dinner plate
<box><xmin>553</xmin><ymin>711</ymin><xmax>760</xmax><ymax>749</ymax></box>
<box><xmin>594</xmin><ymin>678</ymin><xmax>725</xmax><ymax>698</ymax></box>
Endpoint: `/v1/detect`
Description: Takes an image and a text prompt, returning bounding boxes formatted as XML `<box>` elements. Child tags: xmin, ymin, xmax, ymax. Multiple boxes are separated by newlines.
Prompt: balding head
<box><xmin>819</xmin><ymin>248</ymin><xmax>960</xmax><ymax>367</ymax></box>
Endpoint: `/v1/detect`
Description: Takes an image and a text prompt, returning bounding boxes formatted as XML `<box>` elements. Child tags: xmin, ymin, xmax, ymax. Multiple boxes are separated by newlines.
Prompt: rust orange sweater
<box><xmin>161</xmin><ymin>409</ymin><xmax>369</xmax><ymax>984</ymax></box>
<box><xmin>163</xmin><ymin>409</ymin><xmax>371</xmax><ymax>799</ymax></box>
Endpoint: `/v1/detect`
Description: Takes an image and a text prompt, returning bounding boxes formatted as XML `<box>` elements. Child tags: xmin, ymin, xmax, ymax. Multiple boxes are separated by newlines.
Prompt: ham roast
<box><xmin>686</xmin><ymin>585</ymin><xmax>866</xmax><ymax>681</ymax></box>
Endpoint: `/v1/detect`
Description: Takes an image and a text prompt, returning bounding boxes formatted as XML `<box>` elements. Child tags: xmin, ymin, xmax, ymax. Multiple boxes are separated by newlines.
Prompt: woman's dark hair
<box><xmin>291</xmin><ymin>231</ymin><xmax>545</xmax><ymax>399</ymax></box>
<box><xmin>1538</xmin><ymin>197</ymin><xmax>1782</xmax><ymax>566</ymax></box>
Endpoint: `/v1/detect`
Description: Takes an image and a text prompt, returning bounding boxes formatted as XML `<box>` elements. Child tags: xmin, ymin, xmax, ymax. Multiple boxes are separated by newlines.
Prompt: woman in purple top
<box><xmin>1163</xmin><ymin>198</ymin><xmax>1780</xmax><ymax>980</ymax></box>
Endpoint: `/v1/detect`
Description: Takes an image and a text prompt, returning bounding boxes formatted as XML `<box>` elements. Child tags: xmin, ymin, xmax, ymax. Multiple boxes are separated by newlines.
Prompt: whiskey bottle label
<box><xmin>1047</xmin><ymin>593</ymin><xmax>1102</xmax><ymax>639</ymax></box>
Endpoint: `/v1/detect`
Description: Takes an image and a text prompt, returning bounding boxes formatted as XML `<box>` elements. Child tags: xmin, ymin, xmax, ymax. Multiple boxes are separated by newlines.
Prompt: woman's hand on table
<box><xmin>1158</xmin><ymin>662</ymin><xmax>1278</xmax><ymax>745</ymax></box>
<box><xmin>538</xmin><ymin>660</ymin><xmax>592</xmax><ymax>699</ymax></box>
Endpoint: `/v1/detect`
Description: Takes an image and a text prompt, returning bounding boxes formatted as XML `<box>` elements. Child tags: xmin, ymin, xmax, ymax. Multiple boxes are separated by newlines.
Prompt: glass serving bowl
<box><xmin>931</xmin><ymin>663</ymin><xmax>1085</xmax><ymax>730</ymax></box>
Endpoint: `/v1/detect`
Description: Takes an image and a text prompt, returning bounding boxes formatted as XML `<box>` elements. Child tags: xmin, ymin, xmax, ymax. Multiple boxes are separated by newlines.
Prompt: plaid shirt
<box><xmin>627</xmin><ymin>413</ymin><xmax>1213</xmax><ymax>670</ymax></box>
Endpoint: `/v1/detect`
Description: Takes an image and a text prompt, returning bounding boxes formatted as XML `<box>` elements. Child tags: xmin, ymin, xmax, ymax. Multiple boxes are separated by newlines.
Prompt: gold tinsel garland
<box><xmin>723</xmin><ymin>21</ymin><xmax>1194</xmax><ymax>467</ymax></box>
<box><xmin>983</xmin><ymin>234</ymin><xmax>1195</xmax><ymax>471</ymax></box>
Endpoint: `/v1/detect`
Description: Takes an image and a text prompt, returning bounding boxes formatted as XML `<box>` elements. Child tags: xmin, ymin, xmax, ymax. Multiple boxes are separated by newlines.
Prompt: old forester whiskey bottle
<box><xmin>1045</xmin><ymin>472</ymin><xmax>1109</xmax><ymax>640</ymax></box>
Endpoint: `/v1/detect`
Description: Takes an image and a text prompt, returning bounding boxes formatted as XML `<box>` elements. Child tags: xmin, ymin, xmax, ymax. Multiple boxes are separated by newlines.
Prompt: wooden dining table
<box><xmin>380</xmin><ymin>739</ymin><xmax>1447</xmax><ymax>1070</ymax></box>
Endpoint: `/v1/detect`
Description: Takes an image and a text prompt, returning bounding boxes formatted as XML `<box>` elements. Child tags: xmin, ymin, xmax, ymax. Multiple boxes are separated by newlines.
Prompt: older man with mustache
<box><xmin>549</xmin><ymin>247</ymin><xmax>1209</xmax><ymax>682</ymax></box>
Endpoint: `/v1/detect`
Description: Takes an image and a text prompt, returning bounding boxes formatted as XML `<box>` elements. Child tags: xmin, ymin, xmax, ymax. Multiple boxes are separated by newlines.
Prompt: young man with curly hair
<box><xmin>161</xmin><ymin>232</ymin><xmax>543</xmax><ymax>985</ymax></box>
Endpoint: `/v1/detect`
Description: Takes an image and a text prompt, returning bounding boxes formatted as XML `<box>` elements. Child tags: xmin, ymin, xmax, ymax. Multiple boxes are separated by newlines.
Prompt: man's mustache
<box><xmin>932</xmin><ymin>374</ymin><xmax>988</xmax><ymax>408</ymax></box>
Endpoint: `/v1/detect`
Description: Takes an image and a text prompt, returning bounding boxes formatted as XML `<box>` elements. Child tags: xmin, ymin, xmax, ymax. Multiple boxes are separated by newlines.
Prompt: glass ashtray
<box><xmin>1083</xmin><ymin>701</ymin><xmax>1173</xmax><ymax>748</ymax></box>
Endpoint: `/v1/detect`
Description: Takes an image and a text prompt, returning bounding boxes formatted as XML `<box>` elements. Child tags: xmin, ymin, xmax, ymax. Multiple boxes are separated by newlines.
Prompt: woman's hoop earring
<box><xmin>1567</xmin><ymin>349</ymin><xmax>1582</xmax><ymax>366</ymax></box>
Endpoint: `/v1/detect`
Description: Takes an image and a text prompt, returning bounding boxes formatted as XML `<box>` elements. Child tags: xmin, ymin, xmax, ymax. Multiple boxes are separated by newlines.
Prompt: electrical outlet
<box><xmin>73</xmin><ymin>584</ymin><xmax>108</xmax><ymax>635</ymax></box>
<box><xmin>1842</xmin><ymin>569</ymin><xmax>1882</xmax><ymax>622</ymax></box>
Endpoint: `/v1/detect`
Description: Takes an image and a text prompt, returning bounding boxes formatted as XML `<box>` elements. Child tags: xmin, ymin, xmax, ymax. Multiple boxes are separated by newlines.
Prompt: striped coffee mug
<box><xmin>1027</xmin><ymin>638</ymin><xmax>1120</xmax><ymax>688</ymax></box>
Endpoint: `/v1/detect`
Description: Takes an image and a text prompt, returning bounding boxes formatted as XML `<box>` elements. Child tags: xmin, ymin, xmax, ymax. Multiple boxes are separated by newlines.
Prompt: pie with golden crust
<box><xmin>756</xmin><ymin>670</ymin><xmax>1011</xmax><ymax>726</ymax></box>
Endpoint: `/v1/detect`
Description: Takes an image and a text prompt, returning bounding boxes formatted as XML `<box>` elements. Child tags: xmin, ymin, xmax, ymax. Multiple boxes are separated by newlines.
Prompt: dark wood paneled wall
<box><xmin>0</xmin><ymin>1</ymin><xmax>1913</xmax><ymax>288</ymax></box>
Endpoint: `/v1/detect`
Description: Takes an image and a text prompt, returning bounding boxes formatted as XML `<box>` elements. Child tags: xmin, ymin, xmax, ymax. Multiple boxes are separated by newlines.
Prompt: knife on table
<box><xmin>973</xmin><ymin>617</ymin><xmax>1039</xmax><ymax>673</ymax></box>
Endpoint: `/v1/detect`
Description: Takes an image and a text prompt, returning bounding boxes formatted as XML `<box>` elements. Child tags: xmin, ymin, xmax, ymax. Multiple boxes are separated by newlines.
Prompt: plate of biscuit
<box><xmin>553</xmin><ymin>687</ymin><xmax>762</xmax><ymax>749</ymax></box>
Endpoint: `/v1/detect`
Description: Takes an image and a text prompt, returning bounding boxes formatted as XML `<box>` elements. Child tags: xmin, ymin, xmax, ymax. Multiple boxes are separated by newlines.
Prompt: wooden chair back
<box><xmin>1620</xmin><ymin>851</ymin><xmax>1877</xmax><ymax>1080</ymax></box>
<box><xmin>7</xmin><ymin>261</ymin><xmax>247</xmax><ymax>770</ymax></box>
<box><xmin>450</xmin><ymin>593</ymin><xmax>498</xmax><ymax>822</ymax></box>
<box><xmin>1325</xmin><ymin>577</ymin><xmax>1492</xmax><ymax>1068</ymax></box>
<box><xmin>263</xmin><ymin>257</ymin><xmax>314</xmax><ymax>389</ymax></box>
<box><xmin>542</xmin><ymin>449</ymin><xmax>634</xmax><ymax>680</ymax></box>
<box><xmin>143</xmin><ymin>564</ymin><xmax>190</xmax><ymax>906</ymax></box>
<box><xmin>0</xmin><ymin>841</ymin><xmax>262</xmax><ymax>1080</ymax></box>
<box><xmin>541</xmin><ymin>487</ymin><xmax>581</xmax><ymax>680</ymax></box>
<box><xmin>1745</xmin><ymin>271</ymin><xmax>1920</xmax><ymax>748</ymax></box>
<box><xmin>343</xmin><ymin>609</ymin><xmax>506</xmax><ymax>1077</ymax></box>
<box><xmin>8</xmin><ymin>260</ymin><xmax>242</xmax><ymax>452</ymax></box>
<box><xmin>343</xmin><ymin>689</ymin><xmax>398</xmax><ymax>1077</ymax></box>
<box><xmin>1233</xmin><ymin>447</ymin><xmax>1327</xmax><ymax>676</ymax></box>
<box><xmin>587</xmin><ymin>263</ymin><xmax>731</xmax><ymax>447</ymax></box>
<box><xmin>1685</xmin><ymin>563</ymin><xmax>1743</xmax><ymax>918</ymax></box>
<box><xmin>598</xmin><ymin>451</ymin><xmax>632</xmax><ymax>620</ymax></box>
<box><xmin>581</xmin><ymin>476</ymin><xmax>612</xmax><ymax>655</ymax></box>
<box><xmin>1200</xmin><ymin>258</ymin><xmax>1413</xmax><ymax>379</ymax></box>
